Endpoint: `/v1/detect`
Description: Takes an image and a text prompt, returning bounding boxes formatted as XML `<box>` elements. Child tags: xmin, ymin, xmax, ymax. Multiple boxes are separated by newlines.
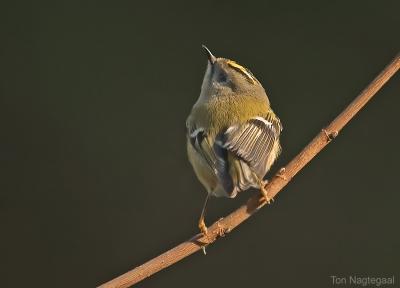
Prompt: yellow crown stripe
<box><xmin>226</xmin><ymin>60</ymin><xmax>256</xmax><ymax>84</ymax></box>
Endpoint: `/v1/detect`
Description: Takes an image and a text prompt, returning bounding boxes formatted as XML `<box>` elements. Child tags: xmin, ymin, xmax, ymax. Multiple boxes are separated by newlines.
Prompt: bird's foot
<box><xmin>259</xmin><ymin>182</ymin><xmax>273</xmax><ymax>204</ymax></box>
<box><xmin>198</xmin><ymin>218</ymin><xmax>208</xmax><ymax>236</ymax></box>
<box><xmin>216</xmin><ymin>220</ymin><xmax>230</xmax><ymax>237</ymax></box>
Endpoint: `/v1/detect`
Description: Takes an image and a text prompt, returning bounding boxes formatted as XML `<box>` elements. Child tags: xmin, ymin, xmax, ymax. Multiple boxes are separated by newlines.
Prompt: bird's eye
<box><xmin>217</xmin><ymin>72</ymin><xmax>228</xmax><ymax>83</ymax></box>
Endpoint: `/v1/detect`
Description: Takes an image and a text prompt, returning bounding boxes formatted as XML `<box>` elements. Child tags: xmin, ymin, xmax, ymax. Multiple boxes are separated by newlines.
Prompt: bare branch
<box><xmin>98</xmin><ymin>53</ymin><xmax>400</xmax><ymax>288</ymax></box>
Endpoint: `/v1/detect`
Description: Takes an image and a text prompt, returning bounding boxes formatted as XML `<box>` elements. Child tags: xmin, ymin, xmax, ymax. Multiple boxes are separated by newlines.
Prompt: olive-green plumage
<box><xmin>187</xmin><ymin>46</ymin><xmax>282</xmax><ymax>234</ymax></box>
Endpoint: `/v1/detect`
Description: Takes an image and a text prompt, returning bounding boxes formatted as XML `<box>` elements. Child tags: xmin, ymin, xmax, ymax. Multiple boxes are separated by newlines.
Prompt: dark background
<box><xmin>1</xmin><ymin>1</ymin><xmax>399</xmax><ymax>287</ymax></box>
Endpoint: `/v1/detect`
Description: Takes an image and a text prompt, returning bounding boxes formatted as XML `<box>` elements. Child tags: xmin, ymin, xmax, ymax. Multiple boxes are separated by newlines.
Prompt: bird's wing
<box><xmin>219</xmin><ymin>111</ymin><xmax>282</xmax><ymax>177</ymax></box>
<box><xmin>188</xmin><ymin>127</ymin><xmax>217</xmax><ymax>174</ymax></box>
<box><xmin>187</xmin><ymin>111</ymin><xmax>282</xmax><ymax>196</ymax></box>
<box><xmin>187</xmin><ymin>125</ymin><xmax>233</xmax><ymax>193</ymax></box>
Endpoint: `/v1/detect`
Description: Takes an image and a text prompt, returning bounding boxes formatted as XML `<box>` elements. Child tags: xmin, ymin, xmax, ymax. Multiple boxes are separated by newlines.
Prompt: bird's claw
<box><xmin>259</xmin><ymin>185</ymin><xmax>273</xmax><ymax>204</ymax></box>
<box><xmin>198</xmin><ymin>219</ymin><xmax>208</xmax><ymax>236</ymax></box>
<box><xmin>216</xmin><ymin>221</ymin><xmax>229</xmax><ymax>237</ymax></box>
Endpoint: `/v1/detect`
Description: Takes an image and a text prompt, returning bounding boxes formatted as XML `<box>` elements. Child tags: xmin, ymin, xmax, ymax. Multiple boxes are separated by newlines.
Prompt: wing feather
<box><xmin>187</xmin><ymin>111</ymin><xmax>282</xmax><ymax>197</ymax></box>
<box><xmin>187</xmin><ymin>124</ymin><xmax>234</xmax><ymax>194</ymax></box>
<box><xmin>222</xmin><ymin>112</ymin><xmax>282</xmax><ymax>177</ymax></box>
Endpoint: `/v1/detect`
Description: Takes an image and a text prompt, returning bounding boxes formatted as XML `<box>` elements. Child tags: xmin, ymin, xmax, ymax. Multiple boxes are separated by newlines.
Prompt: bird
<box><xmin>186</xmin><ymin>46</ymin><xmax>282</xmax><ymax>235</ymax></box>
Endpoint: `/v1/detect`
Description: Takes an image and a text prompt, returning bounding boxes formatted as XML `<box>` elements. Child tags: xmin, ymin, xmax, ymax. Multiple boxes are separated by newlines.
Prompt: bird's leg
<box><xmin>258</xmin><ymin>179</ymin><xmax>273</xmax><ymax>204</ymax></box>
<box><xmin>198</xmin><ymin>194</ymin><xmax>210</xmax><ymax>236</ymax></box>
<box><xmin>198</xmin><ymin>218</ymin><xmax>208</xmax><ymax>236</ymax></box>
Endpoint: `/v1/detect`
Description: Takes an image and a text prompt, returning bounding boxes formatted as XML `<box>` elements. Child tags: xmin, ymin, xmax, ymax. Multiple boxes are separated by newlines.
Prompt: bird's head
<box><xmin>199</xmin><ymin>45</ymin><xmax>264</xmax><ymax>99</ymax></box>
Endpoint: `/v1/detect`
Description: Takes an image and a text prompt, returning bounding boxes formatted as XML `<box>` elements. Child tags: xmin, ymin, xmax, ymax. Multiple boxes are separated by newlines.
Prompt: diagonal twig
<box><xmin>98</xmin><ymin>53</ymin><xmax>400</xmax><ymax>288</ymax></box>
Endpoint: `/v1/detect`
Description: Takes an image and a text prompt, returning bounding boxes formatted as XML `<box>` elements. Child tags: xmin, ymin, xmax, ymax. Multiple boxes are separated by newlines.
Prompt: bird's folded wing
<box><xmin>221</xmin><ymin>112</ymin><xmax>282</xmax><ymax>176</ymax></box>
<box><xmin>187</xmin><ymin>125</ymin><xmax>233</xmax><ymax>192</ymax></box>
<box><xmin>187</xmin><ymin>111</ymin><xmax>282</xmax><ymax>195</ymax></box>
<box><xmin>188</xmin><ymin>127</ymin><xmax>218</xmax><ymax>174</ymax></box>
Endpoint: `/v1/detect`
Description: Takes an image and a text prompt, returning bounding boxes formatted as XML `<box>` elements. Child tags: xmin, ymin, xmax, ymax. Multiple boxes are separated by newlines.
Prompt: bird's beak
<box><xmin>202</xmin><ymin>45</ymin><xmax>216</xmax><ymax>64</ymax></box>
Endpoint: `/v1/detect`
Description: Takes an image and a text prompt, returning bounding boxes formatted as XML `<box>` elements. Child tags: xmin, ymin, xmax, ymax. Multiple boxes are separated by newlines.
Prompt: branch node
<box><xmin>275</xmin><ymin>167</ymin><xmax>287</xmax><ymax>181</ymax></box>
<box><xmin>322</xmin><ymin>129</ymin><xmax>339</xmax><ymax>142</ymax></box>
